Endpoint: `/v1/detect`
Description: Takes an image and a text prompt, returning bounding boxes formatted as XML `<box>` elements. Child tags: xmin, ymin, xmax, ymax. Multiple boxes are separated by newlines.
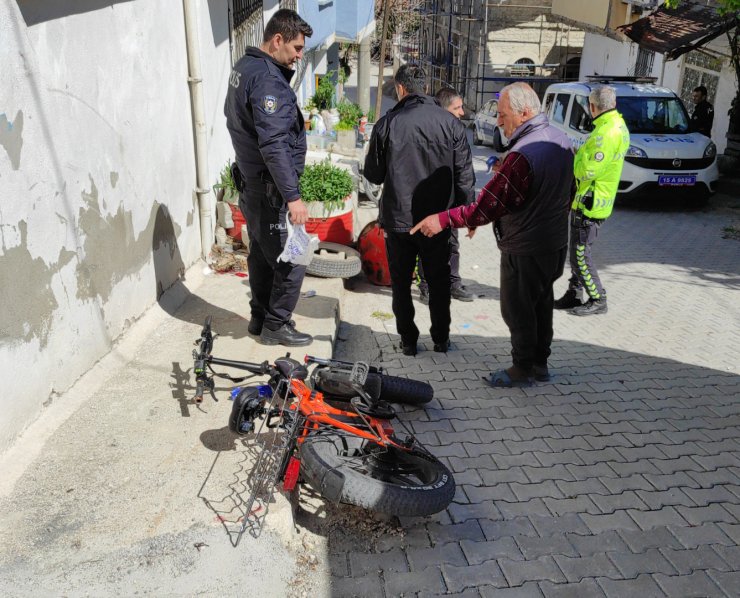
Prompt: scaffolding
<box><xmin>401</xmin><ymin>0</ymin><xmax>583</xmax><ymax>111</ymax></box>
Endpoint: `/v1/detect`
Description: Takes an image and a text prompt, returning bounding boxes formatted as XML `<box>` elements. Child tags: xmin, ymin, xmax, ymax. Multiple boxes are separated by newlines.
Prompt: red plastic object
<box><xmin>305</xmin><ymin>211</ymin><xmax>353</xmax><ymax>245</ymax></box>
<box><xmin>282</xmin><ymin>456</ymin><xmax>301</xmax><ymax>491</ymax></box>
<box><xmin>357</xmin><ymin>220</ymin><xmax>391</xmax><ymax>286</ymax></box>
<box><xmin>226</xmin><ymin>204</ymin><xmax>247</xmax><ymax>242</ymax></box>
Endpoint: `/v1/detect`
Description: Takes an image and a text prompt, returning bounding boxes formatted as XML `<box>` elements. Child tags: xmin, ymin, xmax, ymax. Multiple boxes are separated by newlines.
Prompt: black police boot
<box><xmin>569</xmin><ymin>297</ymin><xmax>608</xmax><ymax>316</ymax></box>
<box><xmin>249</xmin><ymin>318</ymin><xmax>295</xmax><ymax>336</ymax></box>
<box><xmin>451</xmin><ymin>285</ymin><xmax>474</xmax><ymax>302</ymax></box>
<box><xmin>554</xmin><ymin>289</ymin><xmax>582</xmax><ymax>310</ymax></box>
<box><xmin>260</xmin><ymin>323</ymin><xmax>312</xmax><ymax>346</ymax></box>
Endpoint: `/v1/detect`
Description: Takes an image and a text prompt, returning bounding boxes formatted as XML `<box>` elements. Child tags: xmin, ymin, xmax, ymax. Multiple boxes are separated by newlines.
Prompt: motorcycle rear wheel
<box><xmin>300</xmin><ymin>434</ymin><xmax>455</xmax><ymax>516</ymax></box>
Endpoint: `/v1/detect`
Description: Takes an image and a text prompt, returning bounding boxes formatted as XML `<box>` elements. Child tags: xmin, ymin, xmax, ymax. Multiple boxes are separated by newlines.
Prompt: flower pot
<box><xmin>305</xmin><ymin>195</ymin><xmax>353</xmax><ymax>245</ymax></box>
<box><xmin>226</xmin><ymin>204</ymin><xmax>247</xmax><ymax>242</ymax></box>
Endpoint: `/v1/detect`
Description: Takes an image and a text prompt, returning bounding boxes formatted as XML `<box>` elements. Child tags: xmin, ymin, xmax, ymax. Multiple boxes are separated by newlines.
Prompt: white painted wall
<box><xmin>0</xmin><ymin>0</ymin><xmax>234</xmax><ymax>452</ymax></box>
<box><xmin>579</xmin><ymin>32</ymin><xmax>733</xmax><ymax>154</ymax></box>
<box><xmin>578</xmin><ymin>32</ymin><xmax>636</xmax><ymax>79</ymax></box>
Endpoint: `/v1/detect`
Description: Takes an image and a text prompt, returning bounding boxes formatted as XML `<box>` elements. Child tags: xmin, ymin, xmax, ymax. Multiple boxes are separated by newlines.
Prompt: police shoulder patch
<box><xmin>594</xmin><ymin>151</ymin><xmax>604</xmax><ymax>162</ymax></box>
<box><xmin>263</xmin><ymin>95</ymin><xmax>278</xmax><ymax>114</ymax></box>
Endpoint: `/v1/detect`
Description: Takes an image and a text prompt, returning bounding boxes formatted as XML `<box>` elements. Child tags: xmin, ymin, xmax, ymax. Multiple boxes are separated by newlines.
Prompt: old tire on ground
<box><xmin>300</xmin><ymin>435</ymin><xmax>455</xmax><ymax>516</ymax></box>
<box><xmin>307</xmin><ymin>242</ymin><xmax>362</xmax><ymax>278</ymax></box>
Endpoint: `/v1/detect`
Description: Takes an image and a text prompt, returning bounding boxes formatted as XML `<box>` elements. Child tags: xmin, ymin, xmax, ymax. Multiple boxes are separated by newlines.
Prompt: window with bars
<box><xmin>229</xmin><ymin>0</ymin><xmax>263</xmax><ymax>65</ymax></box>
<box><xmin>634</xmin><ymin>47</ymin><xmax>655</xmax><ymax>77</ymax></box>
<box><xmin>679</xmin><ymin>50</ymin><xmax>723</xmax><ymax>107</ymax></box>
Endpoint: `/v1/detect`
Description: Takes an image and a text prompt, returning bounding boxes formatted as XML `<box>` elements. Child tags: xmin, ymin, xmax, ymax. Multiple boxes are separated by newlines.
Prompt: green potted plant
<box><xmin>300</xmin><ymin>157</ymin><xmax>355</xmax><ymax>245</ymax></box>
<box><xmin>334</xmin><ymin>100</ymin><xmax>363</xmax><ymax>150</ymax></box>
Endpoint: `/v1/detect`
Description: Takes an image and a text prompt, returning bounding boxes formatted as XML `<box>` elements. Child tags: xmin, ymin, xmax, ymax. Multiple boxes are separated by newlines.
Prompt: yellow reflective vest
<box><xmin>571</xmin><ymin>109</ymin><xmax>630</xmax><ymax>220</ymax></box>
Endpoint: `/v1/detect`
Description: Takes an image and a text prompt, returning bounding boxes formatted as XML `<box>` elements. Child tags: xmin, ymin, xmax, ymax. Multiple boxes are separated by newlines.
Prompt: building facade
<box><xmin>412</xmin><ymin>0</ymin><xmax>585</xmax><ymax>110</ymax></box>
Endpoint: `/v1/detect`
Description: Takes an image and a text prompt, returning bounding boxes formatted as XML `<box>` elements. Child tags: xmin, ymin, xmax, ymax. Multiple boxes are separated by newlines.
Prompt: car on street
<box><xmin>473</xmin><ymin>98</ymin><xmax>499</xmax><ymax>146</ymax></box>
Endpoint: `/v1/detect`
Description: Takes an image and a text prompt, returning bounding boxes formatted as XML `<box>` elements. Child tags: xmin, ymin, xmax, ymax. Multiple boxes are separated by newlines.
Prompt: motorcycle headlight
<box><xmin>626</xmin><ymin>145</ymin><xmax>647</xmax><ymax>158</ymax></box>
<box><xmin>703</xmin><ymin>141</ymin><xmax>717</xmax><ymax>159</ymax></box>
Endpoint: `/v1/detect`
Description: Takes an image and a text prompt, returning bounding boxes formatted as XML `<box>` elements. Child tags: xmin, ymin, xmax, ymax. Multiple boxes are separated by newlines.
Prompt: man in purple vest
<box><xmin>411</xmin><ymin>82</ymin><xmax>574</xmax><ymax>387</ymax></box>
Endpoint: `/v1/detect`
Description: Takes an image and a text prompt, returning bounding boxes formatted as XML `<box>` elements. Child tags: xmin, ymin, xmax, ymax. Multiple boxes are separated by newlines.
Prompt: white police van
<box><xmin>542</xmin><ymin>76</ymin><xmax>719</xmax><ymax>201</ymax></box>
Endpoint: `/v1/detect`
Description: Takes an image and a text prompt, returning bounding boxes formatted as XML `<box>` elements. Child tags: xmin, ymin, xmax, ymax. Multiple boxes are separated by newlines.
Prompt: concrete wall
<box><xmin>578</xmin><ymin>32</ymin><xmax>637</xmax><ymax>80</ymax></box>
<box><xmin>553</xmin><ymin>0</ymin><xmax>611</xmax><ymax>29</ymax></box>
<box><xmin>299</xmin><ymin>0</ymin><xmax>336</xmax><ymax>50</ymax></box>
<box><xmin>0</xmin><ymin>0</ymin><xmax>234</xmax><ymax>452</ymax></box>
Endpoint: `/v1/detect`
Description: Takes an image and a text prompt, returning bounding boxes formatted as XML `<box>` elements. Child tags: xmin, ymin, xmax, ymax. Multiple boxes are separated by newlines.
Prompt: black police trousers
<box><xmin>385</xmin><ymin>229</ymin><xmax>452</xmax><ymax>346</ymax></box>
<box><xmin>499</xmin><ymin>248</ymin><xmax>566</xmax><ymax>370</ymax></box>
<box><xmin>239</xmin><ymin>179</ymin><xmax>306</xmax><ymax>331</ymax></box>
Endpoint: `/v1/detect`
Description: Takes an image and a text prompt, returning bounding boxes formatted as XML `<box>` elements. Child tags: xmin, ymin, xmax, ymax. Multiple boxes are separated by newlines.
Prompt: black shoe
<box><xmin>419</xmin><ymin>287</ymin><xmax>429</xmax><ymax>305</ymax></box>
<box><xmin>260</xmin><ymin>323</ymin><xmax>312</xmax><ymax>346</ymax></box>
<box><xmin>554</xmin><ymin>290</ymin><xmax>583</xmax><ymax>310</ymax></box>
<box><xmin>248</xmin><ymin>318</ymin><xmax>295</xmax><ymax>336</ymax></box>
<box><xmin>400</xmin><ymin>339</ymin><xmax>418</xmax><ymax>356</ymax></box>
<box><xmin>451</xmin><ymin>286</ymin><xmax>474</xmax><ymax>302</ymax></box>
<box><xmin>569</xmin><ymin>298</ymin><xmax>607</xmax><ymax>316</ymax></box>
<box><xmin>433</xmin><ymin>339</ymin><xmax>450</xmax><ymax>353</ymax></box>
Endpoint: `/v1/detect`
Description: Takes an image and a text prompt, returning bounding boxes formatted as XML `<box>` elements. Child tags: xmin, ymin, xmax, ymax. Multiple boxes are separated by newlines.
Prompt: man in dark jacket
<box><xmin>225</xmin><ymin>9</ymin><xmax>313</xmax><ymax>347</ymax></box>
<box><xmin>412</xmin><ymin>82</ymin><xmax>573</xmax><ymax>387</ymax></box>
<box><xmin>364</xmin><ymin>65</ymin><xmax>475</xmax><ymax>356</ymax></box>
<box><xmin>689</xmin><ymin>85</ymin><xmax>714</xmax><ymax>137</ymax></box>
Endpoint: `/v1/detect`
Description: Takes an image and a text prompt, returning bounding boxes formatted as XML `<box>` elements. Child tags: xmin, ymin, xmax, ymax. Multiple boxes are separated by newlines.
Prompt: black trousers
<box><xmin>499</xmin><ymin>248</ymin><xmax>567</xmax><ymax>370</ymax></box>
<box><xmin>385</xmin><ymin>230</ymin><xmax>452</xmax><ymax>346</ymax></box>
<box><xmin>417</xmin><ymin>228</ymin><xmax>463</xmax><ymax>291</ymax></box>
<box><xmin>239</xmin><ymin>180</ymin><xmax>305</xmax><ymax>331</ymax></box>
<box><xmin>566</xmin><ymin>210</ymin><xmax>605</xmax><ymax>300</ymax></box>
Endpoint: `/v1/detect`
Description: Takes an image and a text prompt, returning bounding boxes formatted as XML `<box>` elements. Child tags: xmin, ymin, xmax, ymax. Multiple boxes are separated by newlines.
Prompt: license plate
<box><xmin>658</xmin><ymin>175</ymin><xmax>696</xmax><ymax>186</ymax></box>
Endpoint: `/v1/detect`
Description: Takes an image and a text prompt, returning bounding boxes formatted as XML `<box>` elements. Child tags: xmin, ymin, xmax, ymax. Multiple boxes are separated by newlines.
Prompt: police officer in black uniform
<box><xmin>689</xmin><ymin>85</ymin><xmax>714</xmax><ymax>138</ymax></box>
<box><xmin>225</xmin><ymin>9</ymin><xmax>313</xmax><ymax>347</ymax></box>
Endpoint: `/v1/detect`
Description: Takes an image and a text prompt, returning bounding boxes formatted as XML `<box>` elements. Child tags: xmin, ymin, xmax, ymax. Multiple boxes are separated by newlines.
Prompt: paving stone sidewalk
<box><xmin>329</xmin><ymin>171</ymin><xmax>740</xmax><ymax>597</ymax></box>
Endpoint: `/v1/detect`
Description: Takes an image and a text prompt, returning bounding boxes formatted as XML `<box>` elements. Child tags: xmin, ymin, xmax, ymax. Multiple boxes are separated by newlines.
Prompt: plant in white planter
<box><xmin>300</xmin><ymin>158</ymin><xmax>355</xmax><ymax>245</ymax></box>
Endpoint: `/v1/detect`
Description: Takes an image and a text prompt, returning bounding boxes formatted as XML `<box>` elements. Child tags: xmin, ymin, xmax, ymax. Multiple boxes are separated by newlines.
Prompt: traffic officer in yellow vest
<box><xmin>554</xmin><ymin>85</ymin><xmax>630</xmax><ymax>316</ymax></box>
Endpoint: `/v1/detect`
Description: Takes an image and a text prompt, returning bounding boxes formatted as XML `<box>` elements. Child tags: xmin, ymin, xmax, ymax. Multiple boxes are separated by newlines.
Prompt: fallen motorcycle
<box><xmin>192</xmin><ymin>317</ymin><xmax>455</xmax><ymax>542</ymax></box>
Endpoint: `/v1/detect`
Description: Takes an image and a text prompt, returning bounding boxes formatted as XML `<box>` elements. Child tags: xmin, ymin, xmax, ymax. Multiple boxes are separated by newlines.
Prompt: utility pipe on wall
<box><xmin>183</xmin><ymin>0</ymin><xmax>212</xmax><ymax>259</ymax></box>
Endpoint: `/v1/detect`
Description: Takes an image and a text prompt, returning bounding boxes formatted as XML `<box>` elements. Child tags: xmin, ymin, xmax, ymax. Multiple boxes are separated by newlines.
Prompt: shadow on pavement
<box><xmin>316</xmin><ymin>326</ymin><xmax>740</xmax><ymax>596</ymax></box>
<box><xmin>588</xmin><ymin>204</ymin><xmax>740</xmax><ymax>291</ymax></box>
